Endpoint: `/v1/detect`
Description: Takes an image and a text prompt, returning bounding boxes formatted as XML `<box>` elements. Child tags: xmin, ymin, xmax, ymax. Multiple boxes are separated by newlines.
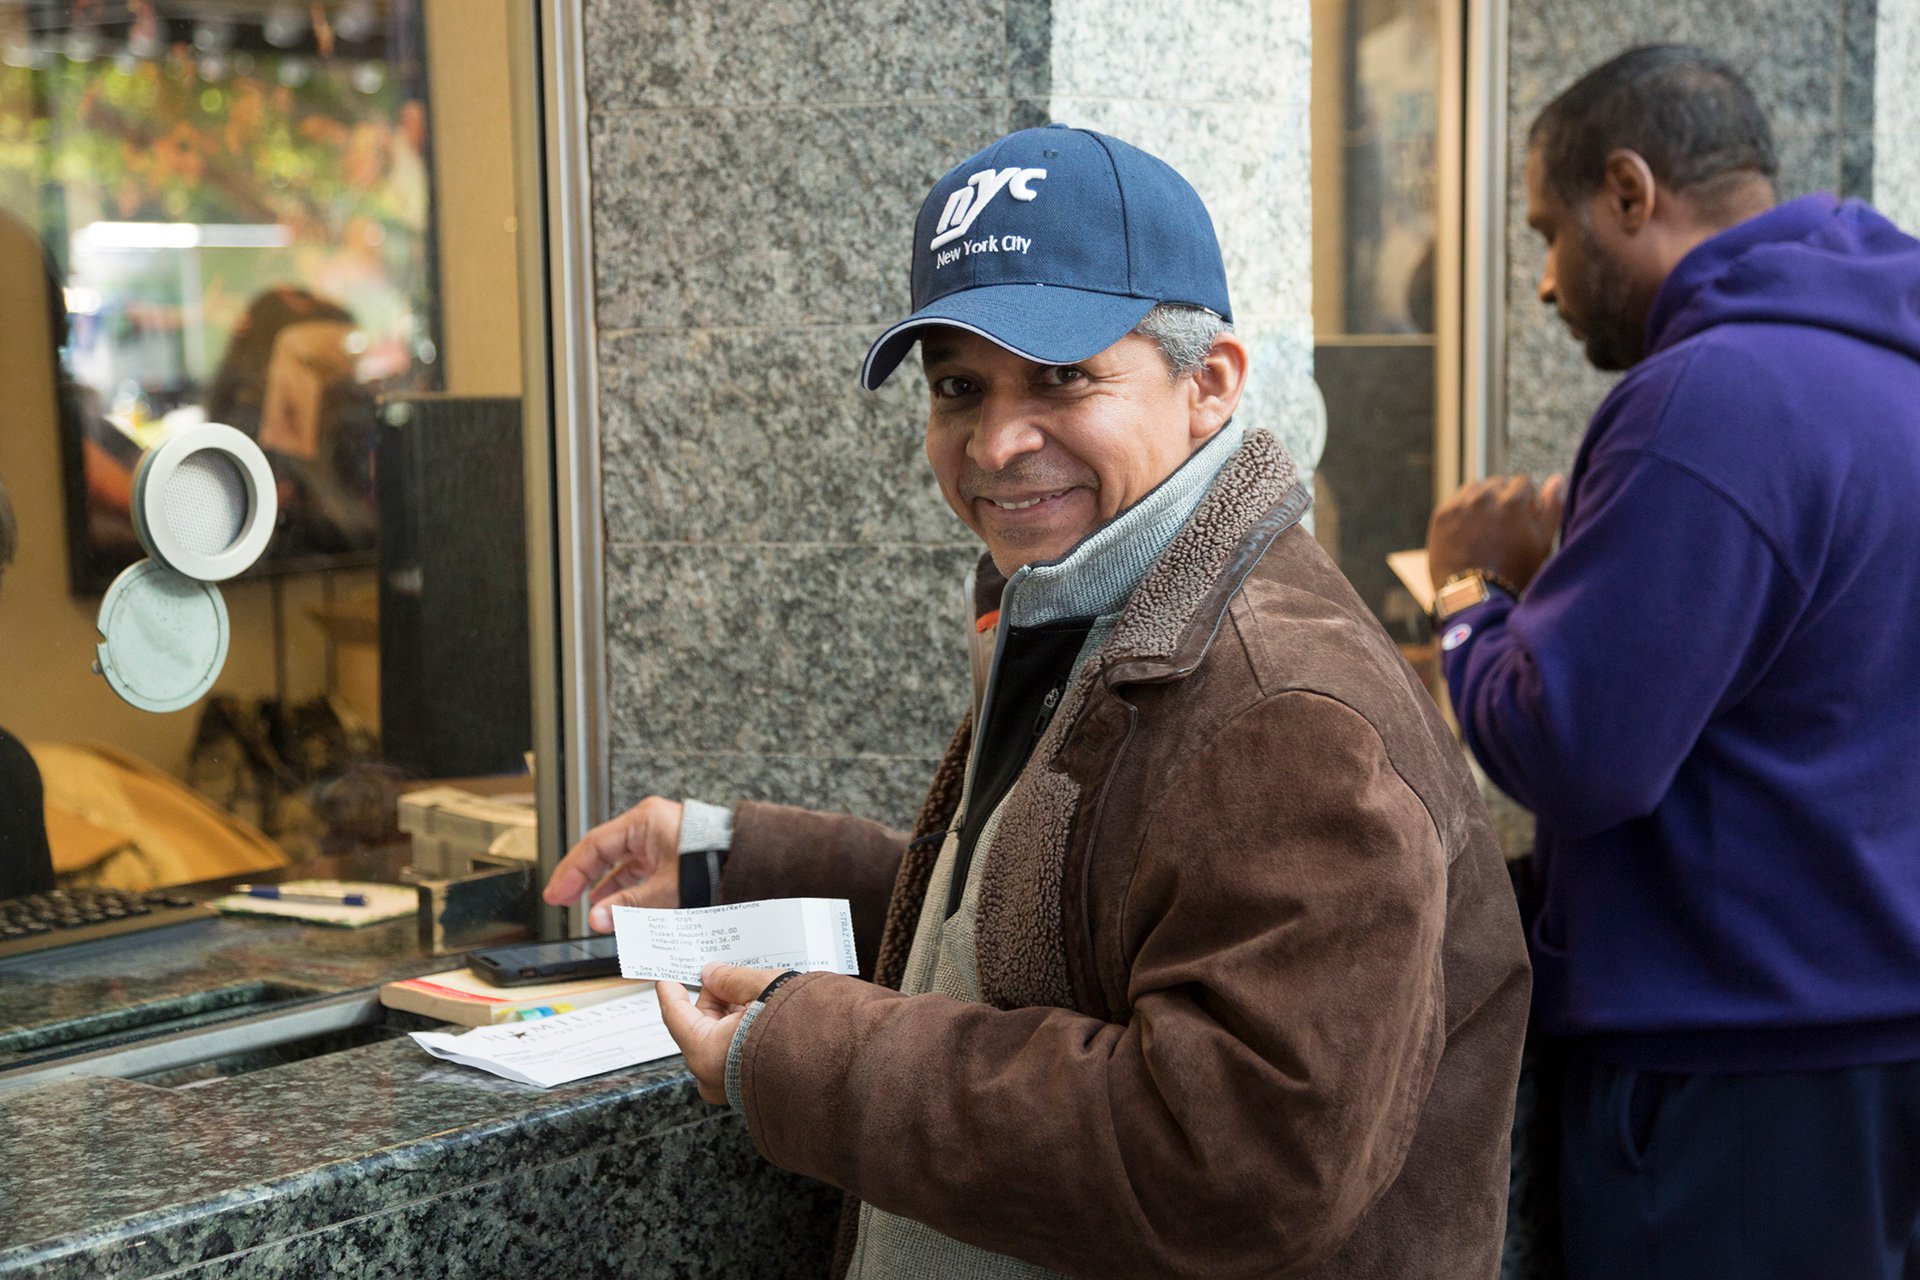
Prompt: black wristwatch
<box><xmin>1431</xmin><ymin>570</ymin><xmax>1520</xmax><ymax>626</ymax></box>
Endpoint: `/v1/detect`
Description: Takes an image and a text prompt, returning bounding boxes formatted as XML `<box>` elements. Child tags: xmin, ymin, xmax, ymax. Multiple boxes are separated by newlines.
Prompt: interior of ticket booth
<box><xmin>0</xmin><ymin>0</ymin><xmax>558</xmax><ymax>906</ymax></box>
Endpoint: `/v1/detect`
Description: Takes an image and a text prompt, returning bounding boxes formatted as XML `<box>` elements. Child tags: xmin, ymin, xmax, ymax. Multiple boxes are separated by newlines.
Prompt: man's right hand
<box><xmin>1426</xmin><ymin>472</ymin><xmax>1567</xmax><ymax>593</ymax></box>
<box><xmin>541</xmin><ymin>796</ymin><xmax>683</xmax><ymax>932</ymax></box>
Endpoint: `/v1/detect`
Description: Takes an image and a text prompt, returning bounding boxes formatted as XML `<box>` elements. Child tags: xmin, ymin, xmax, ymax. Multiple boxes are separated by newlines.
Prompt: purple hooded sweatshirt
<box><xmin>1442</xmin><ymin>194</ymin><xmax>1920</xmax><ymax>1072</ymax></box>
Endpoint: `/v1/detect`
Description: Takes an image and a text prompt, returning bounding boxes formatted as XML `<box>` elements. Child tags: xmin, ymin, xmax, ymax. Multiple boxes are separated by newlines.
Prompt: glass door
<box><xmin>1310</xmin><ymin>0</ymin><xmax>1498</xmax><ymax>683</ymax></box>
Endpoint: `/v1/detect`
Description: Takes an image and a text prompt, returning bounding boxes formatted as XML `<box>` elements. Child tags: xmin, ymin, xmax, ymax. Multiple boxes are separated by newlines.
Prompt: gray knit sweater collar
<box><xmin>1000</xmin><ymin>419</ymin><xmax>1246</xmax><ymax>629</ymax></box>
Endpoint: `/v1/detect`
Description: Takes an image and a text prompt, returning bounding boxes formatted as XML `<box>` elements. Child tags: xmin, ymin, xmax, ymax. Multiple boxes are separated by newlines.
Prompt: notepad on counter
<box><xmin>410</xmin><ymin>991</ymin><xmax>686</xmax><ymax>1088</ymax></box>
<box><xmin>381</xmin><ymin>968</ymin><xmax>649</xmax><ymax>1027</ymax></box>
<box><xmin>210</xmin><ymin>879</ymin><xmax>416</xmax><ymax>927</ymax></box>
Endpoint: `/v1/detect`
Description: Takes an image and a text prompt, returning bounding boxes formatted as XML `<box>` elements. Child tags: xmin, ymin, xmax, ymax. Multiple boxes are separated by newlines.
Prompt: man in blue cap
<box><xmin>548</xmin><ymin>126</ymin><xmax>1529</xmax><ymax>1277</ymax></box>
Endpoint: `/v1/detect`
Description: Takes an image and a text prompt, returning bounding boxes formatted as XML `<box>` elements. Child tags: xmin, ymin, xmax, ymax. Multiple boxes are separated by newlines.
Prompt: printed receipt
<box><xmin>410</xmin><ymin>991</ymin><xmax>683</xmax><ymax>1088</ymax></box>
<box><xmin>610</xmin><ymin>897</ymin><xmax>859</xmax><ymax>985</ymax></box>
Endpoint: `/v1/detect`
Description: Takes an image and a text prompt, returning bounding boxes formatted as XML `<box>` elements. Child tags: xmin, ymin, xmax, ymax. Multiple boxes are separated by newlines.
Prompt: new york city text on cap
<box><xmin>859</xmin><ymin>124</ymin><xmax>1233</xmax><ymax>390</ymax></box>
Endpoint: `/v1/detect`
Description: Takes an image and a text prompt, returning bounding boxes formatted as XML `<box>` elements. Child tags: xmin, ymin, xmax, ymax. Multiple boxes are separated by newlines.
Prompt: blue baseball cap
<box><xmin>859</xmin><ymin>124</ymin><xmax>1232</xmax><ymax>390</ymax></box>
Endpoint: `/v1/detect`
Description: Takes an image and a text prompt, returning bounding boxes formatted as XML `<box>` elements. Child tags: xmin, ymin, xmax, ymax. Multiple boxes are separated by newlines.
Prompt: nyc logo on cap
<box><xmin>931</xmin><ymin>167</ymin><xmax>1047</xmax><ymax>248</ymax></box>
<box><xmin>930</xmin><ymin>165</ymin><xmax>1047</xmax><ymax>260</ymax></box>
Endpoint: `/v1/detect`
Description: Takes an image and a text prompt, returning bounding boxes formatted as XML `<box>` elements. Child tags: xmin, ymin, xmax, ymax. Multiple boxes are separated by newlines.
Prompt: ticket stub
<box><xmin>610</xmin><ymin>898</ymin><xmax>859</xmax><ymax>985</ymax></box>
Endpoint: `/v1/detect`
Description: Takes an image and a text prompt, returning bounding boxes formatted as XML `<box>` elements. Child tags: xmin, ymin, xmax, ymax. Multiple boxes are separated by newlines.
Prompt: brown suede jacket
<box><xmin>717</xmin><ymin>431</ymin><xmax>1531</xmax><ymax>1278</ymax></box>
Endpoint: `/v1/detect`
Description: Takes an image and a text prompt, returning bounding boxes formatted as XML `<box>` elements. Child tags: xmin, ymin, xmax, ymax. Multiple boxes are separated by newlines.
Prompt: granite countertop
<box><xmin>0</xmin><ymin>911</ymin><xmax>753</xmax><ymax>1278</ymax></box>
<box><xmin>0</xmin><ymin>914</ymin><xmax>438</xmax><ymax>1068</ymax></box>
<box><xmin>0</xmin><ymin>1029</ymin><xmax>710</xmax><ymax>1277</ymax></box>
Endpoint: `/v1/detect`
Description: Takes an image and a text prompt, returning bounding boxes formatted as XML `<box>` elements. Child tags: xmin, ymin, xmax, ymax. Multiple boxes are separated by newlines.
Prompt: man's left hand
<box><xmin>1427</xmin><ymin>473</ymin><xmax>1567</xmax><ymax>593</ymax></box>
<box><xmin>656</xmin><ymin>962</ymin><xmax>787</xmax><ymax>1106</ymax></box>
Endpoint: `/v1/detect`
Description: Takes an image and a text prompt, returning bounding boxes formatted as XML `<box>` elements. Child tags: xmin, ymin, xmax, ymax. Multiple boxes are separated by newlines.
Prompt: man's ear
<box><xmin>1599</xmin><ymin>148</ymin><xmax>1658</xmax><ymax>235</ymax></box>
<box><xmin>1189</xmin><ymin>331</ymin><xmax>1249</xmax><ymax>441</ymax></box>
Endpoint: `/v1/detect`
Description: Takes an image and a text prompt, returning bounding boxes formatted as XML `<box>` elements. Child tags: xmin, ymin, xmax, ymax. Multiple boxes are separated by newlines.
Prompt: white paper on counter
<box><xmin>209</xmin><ymin>880</ymin><xmax>417</xmax><ymax>928</ymax></box>
<box><xmin>610</xmin><ymin>898</ymin><xmax>859</xmax><ymax>985</ymax></box>
<box><xmin>410</xmin><ymin>990</ymin><xmax>682</xmax><ymax>1088</ymax></box>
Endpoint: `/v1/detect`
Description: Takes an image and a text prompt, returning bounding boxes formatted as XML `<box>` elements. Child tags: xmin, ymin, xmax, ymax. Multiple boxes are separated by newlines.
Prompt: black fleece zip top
<box><xmin>944</xmin><ymin>616</ymin><xmax>1091</xmax><ymax>920</ymax></box>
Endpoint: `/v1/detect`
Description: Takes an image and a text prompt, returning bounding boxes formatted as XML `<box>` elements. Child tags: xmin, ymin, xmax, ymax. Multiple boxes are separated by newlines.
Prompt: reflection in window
<box><xmin>0</xmin><ymin>2</ymin><xmax>533</xmax><ymax>900</ymax></box>
<box><xmin>1312</xmin><ymin>0</ymin><xmax>1445</xmax><ymax>653</ymax></box>
<box><xmin>0</xmin><ymin>0</ymin><xmax>437</xmax><ymax>588</ymax></box>
<box><xmin>1343</xmin><ymin>0</ymin><xmax>1438</xmax><ymax>336</ymax></box>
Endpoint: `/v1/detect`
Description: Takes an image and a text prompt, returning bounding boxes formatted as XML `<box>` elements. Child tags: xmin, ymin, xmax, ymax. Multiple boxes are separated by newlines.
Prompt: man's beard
<box><xmin>1574</xmin><ymin>224</ymin><xmax>1647</xmax><ymax>372</ymax></box>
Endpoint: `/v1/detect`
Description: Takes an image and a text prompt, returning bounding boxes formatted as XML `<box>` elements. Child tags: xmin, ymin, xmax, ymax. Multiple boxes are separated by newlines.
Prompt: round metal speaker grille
<box><xmin>94</xmin><ymin>559</ymin><xmax>231</xmax><ymax>714</ymax></box>
<box><xmin>161</xmin><ymin>449</ymin><xmax>250</xmax><ymax>557</ymax></box>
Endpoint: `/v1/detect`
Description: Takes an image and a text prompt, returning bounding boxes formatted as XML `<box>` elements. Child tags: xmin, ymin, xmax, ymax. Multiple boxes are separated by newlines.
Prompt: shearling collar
<box><xmin>1100</xmin><ymin>428</ymin><xmax>1308</xmax><ymax>683</ymax></box>
<box><xmin>967</xmin><ymin>427</ymin><xmax>1306</xmax><ymax>638</ymax></box>
<box><xmin>999</xmin><ymin>419</ymin><xmax>1246</xmax><ymax>628</ymax></box>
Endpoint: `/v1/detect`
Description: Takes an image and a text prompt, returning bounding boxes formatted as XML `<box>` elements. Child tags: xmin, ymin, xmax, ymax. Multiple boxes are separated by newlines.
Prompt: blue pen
<box><xmin>236</xmin><ymin>885</ymin><xmax>369</xmax><ymax>907</ymax></box>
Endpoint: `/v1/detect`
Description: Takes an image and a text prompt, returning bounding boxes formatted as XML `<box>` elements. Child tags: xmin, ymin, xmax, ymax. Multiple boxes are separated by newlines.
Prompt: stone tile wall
<box><xmin>1877</xmin><ymin>0</ymin><xmax>1920</xmax><ymax>229</ymax></box>
<box><xmin>581</xmin><ymin>2</ymin><xmax>1313</xmax><ymax>827</ymax></box>
<box><xmin>1046</xmin><ymin>0</ymin><xmax>1321</xmax><ymax>469</ymax></box>
<box><xmin>1502</xmin><ymin>0</ymin><xmax>1881</xmax><ymax>478</ymax></box>
<box><xmin>583</xmin><ymin>2</ymin><xmax>1021</xmax><ymax>826</ymax></box>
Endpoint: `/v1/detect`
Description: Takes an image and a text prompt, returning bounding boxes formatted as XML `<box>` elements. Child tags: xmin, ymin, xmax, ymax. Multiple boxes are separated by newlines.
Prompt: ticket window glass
<box><xmin>1311</xmin><ymin>0</ymin><xmax>1465</xmax><ymax>663</ymax></box>
<box><xmin>0</xmin><ymin>1</ymin><xmax>540</xmax><ymax>903</ymax></box>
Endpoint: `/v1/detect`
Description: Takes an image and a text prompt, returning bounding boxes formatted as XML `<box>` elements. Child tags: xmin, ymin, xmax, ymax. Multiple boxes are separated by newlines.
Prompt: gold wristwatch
<box><xmin>1431</xmin><ymin>570</ymin><xmax>1520</xmax><ymax>626</ymax></box>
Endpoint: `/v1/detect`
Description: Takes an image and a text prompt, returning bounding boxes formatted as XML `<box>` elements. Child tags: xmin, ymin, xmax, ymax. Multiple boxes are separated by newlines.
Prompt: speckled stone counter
<box><xmin>0</xmin><ymin>916</ymin><xmax>838</xmax><ymax>1278</ymax></box>
<box><xmin>0</xmin><ymin>914</ymin><xmax>435</xmax><ymax>1069</ymax></box>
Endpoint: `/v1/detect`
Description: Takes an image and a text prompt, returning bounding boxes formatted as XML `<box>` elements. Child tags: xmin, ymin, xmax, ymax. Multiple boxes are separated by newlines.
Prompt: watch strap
<box><xmin>1431</xmin><ymin>569</ymin><xmax>1520</xmax><ymax>625</ymax></box>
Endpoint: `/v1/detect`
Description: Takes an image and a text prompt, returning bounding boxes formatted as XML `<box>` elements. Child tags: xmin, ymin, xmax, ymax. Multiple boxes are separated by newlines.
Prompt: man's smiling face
<box><xmin>920</xmin><ymin>328</ymin><xmax>1209</xmax><ymax>574</ymax></box>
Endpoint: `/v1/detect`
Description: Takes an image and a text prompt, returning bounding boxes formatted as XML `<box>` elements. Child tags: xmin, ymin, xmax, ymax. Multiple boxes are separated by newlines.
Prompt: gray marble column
<box><xmin>1044</xmin><ymin>0</ymin><xmax>1320</xmax><ymax>469</ymax></box>
<box><xmin>580</xmin><ymin>1</ymin><xmax>1314</xmax><ymax>826</ymax></box>
<box><xmin>1502</xmin><ymin>0</ymin><xmax>1881</xmax><ymax>478</ymax></box>
<box><xmin>1877</xmin><ymin>0</ymin><xmax>1920</xmax><ymax>229</ymax></box>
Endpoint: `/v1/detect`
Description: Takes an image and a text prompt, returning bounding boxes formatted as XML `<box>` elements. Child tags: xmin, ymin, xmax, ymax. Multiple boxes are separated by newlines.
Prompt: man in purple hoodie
<box><xmin>1425</xmin><ymin>45</ymin><xmax>1920</xmax><ymax>1278</ymax></box>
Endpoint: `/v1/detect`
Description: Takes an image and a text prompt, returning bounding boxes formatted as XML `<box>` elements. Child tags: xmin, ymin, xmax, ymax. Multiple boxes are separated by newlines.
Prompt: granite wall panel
<box><xmin>1503</xmin><ymin>410</ymin><xmax>1594</xmax><ymax>492</ymax></box>
<box><xmin>1503</xmin><ymin>0</ymin><xmax>1866</xmax><ymax>473</ymax></box>
<box><xmin>611</xmin><ymin>751</ymin><xmax>948</xmax><ymax>835</ymax></box>
<box><xmin>1006</xmin><ymin>0</ymin><xmax>1054</xmax><ymax>100</ymax></box>
<box><xmin>584</xmin><ymin>2</ymin><xmax>1312</xmax><ymax>831</ymax></box>
<box><xmin>1843</xmin><ymin>0</ymin><xmax>1879</xmax><ymax>198</ymax></box>
<box><xmin>1047</xmin><ymin>0</ymin><xmax>1310</xmax><ymax>103</ymax></box>
<box><xmin>1507</xmin><ymin>0</ymin><xmax>1849</xmax><ymax>138</ymax></box>
<box><xmin>1878</xmin><ymin>0</ymin><xmax>1920</xmax><ymax>228</ymax></box>
<box><xmin>604</xmin><ymin>542</ymin><xmax>975</xmax><ymax>759</ymax></box>
<box><xmin>582</xmin><ymin>0</ymin><xmax>1010</xmax><ymax>112</ymax></box>
<box><xmin>589</xmin><ymin>102</ymin><xmax>1005</xmax><ymax>333</ymax></box>
<box><xmin>1046</xmin><ymin>0</ymin><xmax>1319</xmax><ymax>469</ymax></box>
<box><xmin>597</xmin><ymin>328</ymin><xmax>951</xmax><ymax>545</ymax></box>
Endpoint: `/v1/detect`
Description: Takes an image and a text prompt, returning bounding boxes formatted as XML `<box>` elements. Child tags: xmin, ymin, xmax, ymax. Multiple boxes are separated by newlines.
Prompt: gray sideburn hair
<box><xmin>1134</xmin><ymin>303</ymin><xmax>1233</xmax><ymax>380</ymax></box>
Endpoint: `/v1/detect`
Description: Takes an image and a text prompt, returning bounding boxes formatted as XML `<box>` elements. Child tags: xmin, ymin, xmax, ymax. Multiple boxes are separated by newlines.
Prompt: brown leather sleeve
<box><xmin>720</xmin><ymin>802</ymin><xmax>908</xmax><ymax>983</ymax></box>
<box><xmin>732</xmin><ymin>692</ymin><xmax>1450</xmax><ymax>1278</ymax></box>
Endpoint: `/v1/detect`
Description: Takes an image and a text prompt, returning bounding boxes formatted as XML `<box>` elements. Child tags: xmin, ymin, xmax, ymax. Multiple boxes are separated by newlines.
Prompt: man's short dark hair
<box><xmin>1530</xmin><ymin>45</ymin><xmax>1776</xmax><ymax>209</ymax></box>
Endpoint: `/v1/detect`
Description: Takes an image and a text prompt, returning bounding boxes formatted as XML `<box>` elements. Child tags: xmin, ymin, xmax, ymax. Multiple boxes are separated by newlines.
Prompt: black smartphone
<box><xmin>468</xmin><ymin>935</ymin><xmax>622</xmax><ymax>987</ymax></box>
